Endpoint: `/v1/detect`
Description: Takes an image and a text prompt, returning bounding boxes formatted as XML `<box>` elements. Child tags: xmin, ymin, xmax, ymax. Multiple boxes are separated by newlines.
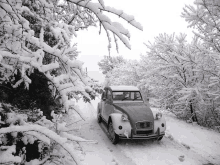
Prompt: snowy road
<box><xmin>70</xmin><ymin>98</ymin><xmax>220</xmax><ymax>165</ymax></box>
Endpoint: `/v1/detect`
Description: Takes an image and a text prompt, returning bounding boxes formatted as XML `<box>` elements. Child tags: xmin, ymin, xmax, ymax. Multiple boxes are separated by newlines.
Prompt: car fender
<box><xmin>153</xmin><ymin>116</ymin><xmax>166</xmax><ymax>134</ymax></box>
<box><xmin>108</xmin><ymin>113</ymin><xmax>132</xmax><ymax>137</ymax></box>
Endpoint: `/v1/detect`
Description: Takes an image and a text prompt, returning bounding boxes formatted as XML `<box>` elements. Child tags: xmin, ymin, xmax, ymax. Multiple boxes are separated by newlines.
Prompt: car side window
<box><xmin>131</xmin><ymin>92</ymin><xmax>134</xmax><ymax>99</ymax></box>
<box><xmin>123</xmin><ymin>92</ymin><xmax>130</xmax><ymax>99</ymax></box>
<box><xmin>113</xmin><ymin>92</ymin><xmax>123</xmax><ymax>100</ymax></box>
<box><xmin>135</xmin><ymin>92</ymin><xmax>142</xmax><ymax>100</ymax></box>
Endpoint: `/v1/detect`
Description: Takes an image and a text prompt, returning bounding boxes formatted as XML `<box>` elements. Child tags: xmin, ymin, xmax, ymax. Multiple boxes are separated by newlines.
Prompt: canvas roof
<box><xmin>109</xmin><ymin>85</ymin><xmax>139</xmax><ymax>91</ymax></box>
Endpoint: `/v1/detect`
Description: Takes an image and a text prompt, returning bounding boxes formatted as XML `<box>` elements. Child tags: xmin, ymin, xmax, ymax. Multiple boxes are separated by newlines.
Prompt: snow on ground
<box><xmin>163</xmin><ymin>110</ymin><xmax>220</xmax><ymax>165</ymax></box>
<box><xmin>68</xmin><ymin>98</ymin><xmax>220</xmax><ymax>165</ymax></box>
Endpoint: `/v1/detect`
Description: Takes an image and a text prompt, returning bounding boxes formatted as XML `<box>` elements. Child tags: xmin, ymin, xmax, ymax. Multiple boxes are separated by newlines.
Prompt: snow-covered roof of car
<box><xmin>109</xmin><ymin>86</ymin><xmax>140</xmax><ymax>91</ymax></box>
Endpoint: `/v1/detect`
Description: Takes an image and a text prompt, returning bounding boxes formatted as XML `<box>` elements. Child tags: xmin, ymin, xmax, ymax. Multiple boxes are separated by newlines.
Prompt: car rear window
<box><xmin>112</xmin><ymin>91</ymin><xmax>143</xmax><ymax>101</ymax></box>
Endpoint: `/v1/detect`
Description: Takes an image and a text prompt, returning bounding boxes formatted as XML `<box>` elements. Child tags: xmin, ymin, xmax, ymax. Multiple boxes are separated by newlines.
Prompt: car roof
<box><xmin>109</xmin><ymin>85</ymin><xmax>140</xmax><ymax>91</ymax></box>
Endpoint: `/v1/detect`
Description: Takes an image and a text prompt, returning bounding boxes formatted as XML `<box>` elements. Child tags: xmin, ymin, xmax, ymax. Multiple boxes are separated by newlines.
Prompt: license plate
<box><xmin>137</xmin><ymin>122</ymin><xmax>151</xmax><ymax>129</ymax></box>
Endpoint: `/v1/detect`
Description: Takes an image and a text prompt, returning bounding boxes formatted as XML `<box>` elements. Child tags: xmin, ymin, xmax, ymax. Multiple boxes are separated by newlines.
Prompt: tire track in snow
<box><xmin>75</xmin><ymin>118</ymin><xmax>137</xmax><ymax>165</ymax></box>
<box><xmin>74</xmin><ymin>99</ymin><xmax>136</xmax><ymax>165</ymax></box>
<box><xmin>98</xmin><ymin>121</ymin><xmax>137</xmax><ymax>165</ymax></box>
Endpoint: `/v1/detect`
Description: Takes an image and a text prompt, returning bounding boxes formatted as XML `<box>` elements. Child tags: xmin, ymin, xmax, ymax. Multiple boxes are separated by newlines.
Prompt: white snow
<box><xmin>68</xmin><ymin>97</ymin><xmax>220</xmax><ymax>165</ymax></box>
<box><xmin>0</xmin><ymin>125</ymin><xmax>67</xmax><ymax>144</ymax></box>
<box><xmin>163</xmin><ymin>110</ymin><xmax>220</xmax><ymax>164</ymax></box>
<box><xmin>0</xmin><ymin>145</ymin><xmax>22</xmax><ymax>163</ymax></box>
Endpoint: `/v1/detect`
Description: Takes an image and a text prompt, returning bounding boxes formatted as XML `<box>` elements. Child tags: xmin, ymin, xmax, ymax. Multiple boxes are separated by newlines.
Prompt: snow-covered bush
<box><xmin>0</xmin><ymin>69</ymin><xmax>62</xmax><ymax>120</ymax></box>
<box><xmin>0</xmin><ymin>103</ymin><xmax>98</xmax><ymax>164</ymax></box>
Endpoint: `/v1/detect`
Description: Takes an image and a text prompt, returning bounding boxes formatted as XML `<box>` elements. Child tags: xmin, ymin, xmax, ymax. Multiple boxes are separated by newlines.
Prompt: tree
<box><xmin>182</xmin><ymin>0</ymin><xmax>220</xmax><ymax>127</ymax></box>
<box><xmin>182</xmin><ymin>0</ymin><xmax>220</xmax><ymax>52</ymax></box>
<box><xmin>0</xmin><ymin>0</ymin><xmax>142</xmax><ymax>164</ymax></box>
<box><xmin>140</xmin><ymin>31</ymin><xmax>220</xmax><ymax>127</ymax></box>
<box><xmin>0</xmin><ymin>0</ymin><xmax>142</xmax><ymax>111</ymax></box>
<box><xmin>105</xmin><ymin>59</ymin><xmax>138</xmax><ymax>84</ymax></box>
<box><xmin>98</xmin><ymin>55</ymin><xmax>126</xmax><ymax>74</ymax></box>
<box><xmin>141</xmin><ymin>34</ymin><xmax>201</xmax><ymax>119</ymax></box>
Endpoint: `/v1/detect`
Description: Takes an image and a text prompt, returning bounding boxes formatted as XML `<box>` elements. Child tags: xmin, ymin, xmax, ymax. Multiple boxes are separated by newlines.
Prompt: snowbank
<box><xmin>160</xmin><ymin>109</ymin><xmax>220</xmax><ymax>165</ymax></box>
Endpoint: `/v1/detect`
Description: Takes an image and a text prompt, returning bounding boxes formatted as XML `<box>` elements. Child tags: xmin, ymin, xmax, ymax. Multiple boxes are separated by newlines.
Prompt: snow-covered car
<box><xmin>97</xmin><ymin>86</ymin><xmax>166</xmax><ymax>144</ymax></box>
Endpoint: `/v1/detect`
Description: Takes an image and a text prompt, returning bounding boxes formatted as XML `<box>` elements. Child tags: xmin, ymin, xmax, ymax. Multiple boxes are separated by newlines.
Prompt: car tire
<box><xmin>108</xmin><ymin>121</ymin><xmax>119</xmax><ymax>144</ymax></box>
<box><xmin>97</xmin><ymin>113</ymin><xmax>102</xmax><ymax>123</ymax></box>
<box><xmin>97</xmin><ymin>107</ymin><xmax>102</xmax><ymax>123</ymax></box>
<box><xmin>157</xmin><ymin>136</ymin><xmax>163</xmax><ymax>141</ymax></box>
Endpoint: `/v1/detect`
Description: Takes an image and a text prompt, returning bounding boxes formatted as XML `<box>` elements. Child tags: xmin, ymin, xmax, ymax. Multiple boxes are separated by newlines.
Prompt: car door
<box><xmin>102</xmin><ymin>89</ymin><xmax>114</xmax><ymax>122</ymax></box>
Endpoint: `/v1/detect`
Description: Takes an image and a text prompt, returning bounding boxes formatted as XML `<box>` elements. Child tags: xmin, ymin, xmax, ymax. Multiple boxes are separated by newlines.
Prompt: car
<box><xmin>97</xmin><ymin>85</ymin><xmax>166</xmax><ymax>144</ymax></box>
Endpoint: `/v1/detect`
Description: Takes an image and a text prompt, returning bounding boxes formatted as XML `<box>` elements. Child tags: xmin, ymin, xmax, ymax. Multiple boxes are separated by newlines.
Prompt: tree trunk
<box><xmin>190</xmin><ymin>100</ymin><xmax>198</xmax><ymax>122</ymax></box>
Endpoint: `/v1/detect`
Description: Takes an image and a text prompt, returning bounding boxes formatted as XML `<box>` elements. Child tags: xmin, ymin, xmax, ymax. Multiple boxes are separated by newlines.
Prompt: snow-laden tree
<box><xmin>105</xmin><ymin>59</ymin><xmax>139</xmax><ymax>85</ymax></box>
<box><xmin>141</xmin><ymin>33</ymin><xmax>202</xmax><ymax>120</ymax></box>
<box><xmin>0</xmin><ymin>0</ymin><xmax>142</xmax><ymax>164</ymax></box>
<box><xmin>140</xmin><ymin>33</ymin><xmax>220</xmax><ymax>127</ymax></box>
<box><xmin>182</xmin><ymin>0</ymin><xmax>220</xmax><ymax>52</ymax></box>
<box><xmin>0</xmin><ymin>0</ymin><xmax>142</xmax><ymax>112</ymax></box>
<box><xmin>182</xmin><ymin>0</ymin><xmax>220</xmax><ymax>102</ymax></box>
<box><xmin>98</xmin><ymin>55</ymin><xmax>126</xmax><ymax>74</ymax></box>
<box><xmin>181</xmin><ymin>0</ymin><xmax>220</xmax><ymax>127</ymax></box>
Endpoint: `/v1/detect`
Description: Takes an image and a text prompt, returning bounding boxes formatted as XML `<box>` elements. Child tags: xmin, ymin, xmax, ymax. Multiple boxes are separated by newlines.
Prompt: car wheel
<box><xmin>97</xmin><ymin>113</ymin><xmax>102</xmax><ymax>123</ymax></box>
<box><xmin>108</xmin><ymin>121</ymin><xmax>119</xmax><ymax>144</ymax></box>
<box><xmin>157</xmin><ymin>136</ymin><xmax>163</xmax><ymax>141</ymax></box>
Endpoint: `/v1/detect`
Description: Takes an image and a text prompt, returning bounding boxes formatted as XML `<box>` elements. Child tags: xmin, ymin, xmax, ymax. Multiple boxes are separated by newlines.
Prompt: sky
<box><xmin>74</xmin><ymin>0</ymin><xmax>195</xmax><ymax>83</ymax></box>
